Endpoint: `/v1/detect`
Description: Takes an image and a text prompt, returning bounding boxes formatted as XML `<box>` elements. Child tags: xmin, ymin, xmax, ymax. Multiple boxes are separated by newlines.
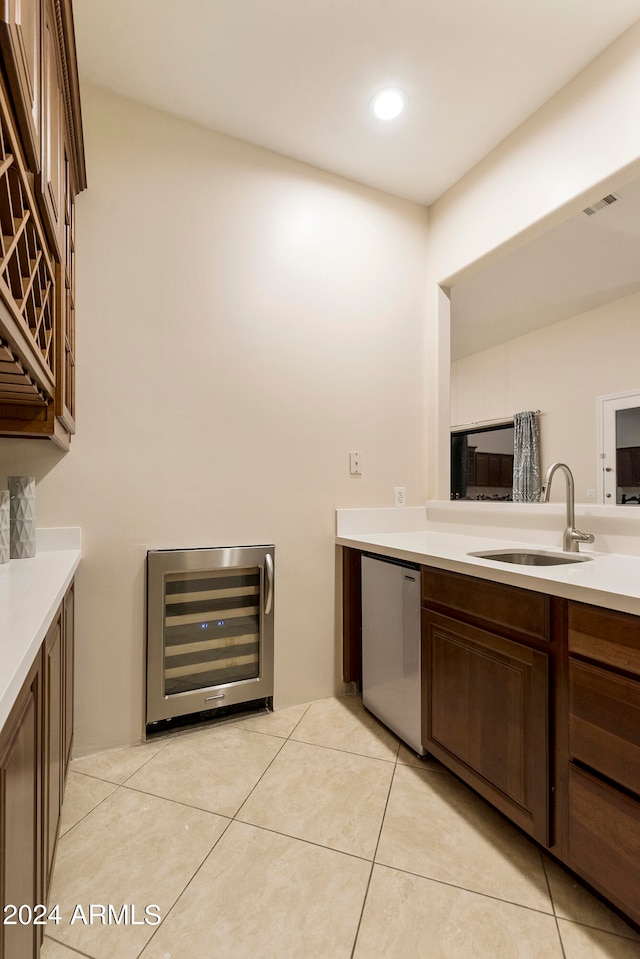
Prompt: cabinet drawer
<box><xmin>422</xmin><ymin>568</ymin><xmax>549</xmax><ymax>644</ymax></box>
<box><xmin>569</xmin><ymin>660</ymin><xmax>640</xmax><ymax>795</ymax></box>
<box><xmin>568</xmin><ymin>764</ymin><xmax>640</xmax><ymax>924</ymax></box>
<box><xmin>569</xmin><ymin>602</ymin><xmax>640</xmax><ymax>677</ymax></box>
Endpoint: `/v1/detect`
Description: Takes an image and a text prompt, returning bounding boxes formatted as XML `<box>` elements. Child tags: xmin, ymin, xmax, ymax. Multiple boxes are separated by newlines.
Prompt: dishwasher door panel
<box><xmin>361</xmin><ymin>555</ymin><xmax>424</xmax><ymax>755</ymax></box>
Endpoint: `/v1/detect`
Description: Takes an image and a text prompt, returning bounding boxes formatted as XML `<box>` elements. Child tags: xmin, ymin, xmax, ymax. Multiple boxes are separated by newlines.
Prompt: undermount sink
<box><xmin>469</xmin><ymin>548</ymin><xmax>593</xmax><ymax>566</ymax></box>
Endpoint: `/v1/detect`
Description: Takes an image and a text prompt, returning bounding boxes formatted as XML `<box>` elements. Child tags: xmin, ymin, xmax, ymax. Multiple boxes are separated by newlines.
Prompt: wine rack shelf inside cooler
<box><xmin>146</xmin><ymin>546</ymin><xmax>275</xmax><ymax>725</ymax></box>
<box><xmin>163</xmin><ymin>568</ymin><xmax>260</xmax><ymax>694</ymax></box>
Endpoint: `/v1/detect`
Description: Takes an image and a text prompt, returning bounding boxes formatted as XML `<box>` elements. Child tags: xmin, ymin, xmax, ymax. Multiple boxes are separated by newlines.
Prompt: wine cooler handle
<box><xmin>264</xmin><ymin>553</ymin><xmax>274</xmax><ymax>615</ymax></box>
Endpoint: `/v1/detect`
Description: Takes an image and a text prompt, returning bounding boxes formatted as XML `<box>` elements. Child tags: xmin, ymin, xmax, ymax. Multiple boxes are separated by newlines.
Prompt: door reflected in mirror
<box><xmin>600</xmin><ymin>390</ymin><xmax>640</xmax><ymax>504</ymax></box>
<box><xmin>451</xmin><ymin>423</ymin><xmax>514</xmax><ymax>500</ymax></box>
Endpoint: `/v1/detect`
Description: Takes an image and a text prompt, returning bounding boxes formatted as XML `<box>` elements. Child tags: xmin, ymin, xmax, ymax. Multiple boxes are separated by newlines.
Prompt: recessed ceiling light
<box><xmin>370</xmin><ymin>87</ymin><xmax>408</xmax><ymax>121</ymax></box>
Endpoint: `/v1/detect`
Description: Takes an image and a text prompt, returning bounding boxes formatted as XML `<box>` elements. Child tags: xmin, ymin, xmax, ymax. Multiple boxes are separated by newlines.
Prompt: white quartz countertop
<box><xmin>0</xmin><ymin>528</ymin><xmax>81</xmax><ymax>729</ymax></box>
<box><xmin>336</xmin><ymin>527</ymin><xmax>640</xmax><ymax>617</ymax></box>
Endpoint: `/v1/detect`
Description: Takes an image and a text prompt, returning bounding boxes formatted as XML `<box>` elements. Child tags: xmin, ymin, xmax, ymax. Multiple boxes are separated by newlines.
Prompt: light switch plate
<box><xmin>349</xmin><ymin>451</ymin><xmax>362</xmax><ymax>475</ymax></box>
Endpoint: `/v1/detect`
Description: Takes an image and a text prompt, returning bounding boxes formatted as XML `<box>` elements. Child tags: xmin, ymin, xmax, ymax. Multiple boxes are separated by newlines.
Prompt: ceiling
<box><xmin>450</xmin><ymin>173</ymin><xmax>640</xmax><ymax>360</ymax></box>
<box><xmin>73</xmin><ymin>0</ymin><xmax>640</xmax><ymax>206</ymax></box>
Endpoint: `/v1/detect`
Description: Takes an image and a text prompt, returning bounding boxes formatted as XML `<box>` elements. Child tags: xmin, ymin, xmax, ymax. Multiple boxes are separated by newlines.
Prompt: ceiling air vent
<box><xmin>582</xmin><ymin>193</ymin><xmax>621</xmax><ymax>216</ymax></box>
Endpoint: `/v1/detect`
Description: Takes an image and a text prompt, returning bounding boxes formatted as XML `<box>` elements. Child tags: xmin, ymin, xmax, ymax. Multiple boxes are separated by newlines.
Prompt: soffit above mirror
<box><xmin>450</xmin><ymin>173</ymin><xmax>640</xmax><ymax>361</ymax></box>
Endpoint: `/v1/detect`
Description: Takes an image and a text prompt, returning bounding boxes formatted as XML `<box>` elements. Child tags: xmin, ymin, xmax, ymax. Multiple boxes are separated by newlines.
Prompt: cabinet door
<box><xmin>43</xmin><ymin>607</ymin><xmax>64</xmax><ymax>896</ymax></box>
<box><xmin>617</xmin><ymin>448</ymin><xmax>632</xmax><ymax>487</ymax></box>
<box><xmin>63</xmin><ymin>581</ymin><xmax>75</xmax><ymax>772</ymax></box>
<box><xmin>40</xmin><ymin>4</ymin><xmax>64</xmax><ymax>260</ymax></box>
<box><xmin>500</xmin><ymin>454</ymin><xmax>514</xmax><ymax>487</ymax></box>
<box><xmin>632</xmin><ymin>447</ymin><xmax>640</xmax><ymax>486</ymax></box>
<box><xmin>0</xmin><ymin>0</ymin><xmax>42</xmax><ymax>171</ymax></box>
<box><xmin>423</xmin><ymin>610</ymin><xmax>550</xmax><ymax>844</ymax></box>
<box><xmin>474</xmin><ymin>452</ymin><xmax>489</xmax><ymax>486</ymax></box>
<box><xmin>487</xmin><ymin>454</ymin><xmax>501</xmax><ymax>486</ymax></box>
<box><xmin>54</xmin><ymin>137</ymin><xmax>75</xmax><ymax>433</ymax></box>
<box><xmin>0</xmin><ymin>657</ymin><xmax>41</xmax><ymax>959</ymax></box>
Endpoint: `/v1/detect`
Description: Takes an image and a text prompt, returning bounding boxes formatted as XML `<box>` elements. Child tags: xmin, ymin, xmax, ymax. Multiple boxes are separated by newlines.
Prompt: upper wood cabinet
<box><xmin>41</xmin><ymin>2</ymin><xmax>63</xmax><ymax>260</ymax></box>
<box><xmin>0</xmin><ymin>0</ymin><xmax>42</xmax><ymax>172</ymax></box>
<box><xmin>0</xmin><ymin>0</ymin><xmax>85</xmax><ymax>449</ymax></box>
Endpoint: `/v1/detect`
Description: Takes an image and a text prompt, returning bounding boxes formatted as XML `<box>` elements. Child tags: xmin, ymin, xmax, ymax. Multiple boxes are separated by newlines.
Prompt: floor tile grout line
<box><xmin>66</xmin><ymin>768</ymin><xmax>125</xmax><ymax>787</ymax></box>
<box><xmin>117</xmin><ymin>736</ymin><xmax>181</xmax><ymax>787</ymax></box>
<box><xmin>283</xmin><ymin>700</ymin><xmax>312</xmax><ymax>739</ymax></box>
<box><xmin>349</xmin><ymin>861</ymin><xmax>376</xmax><ymax>959</ymax></box>
<box><xmin>230</xmin><ymin>723</ymin><xmax>398</xmax><ymax>825</ymax></box>
<box><xmin>539</xmin><ymin>850</ymin><xmax>560</xmax><ymax>918</ymax></box>
<box><xmin>231</xmin><ymin>817</ymin><xmax>378</xmax><ymax>865</ymax></box>
<box><xmin>284</xmin><ymin>734</ymin><xmax>398</xmax><ymax>765</ymax></box>
<box><xmin>349</xmin><ymin>752</ymin><xmax>400</xmax><ymax>958</ymax></box>
<box><xmin>540</xmin><ymin>849</ymin><xmax>640</xmax><ymax>944</ymax></box>
<box><xmin>231</xmin><ymin>734</ymin><xmax>290</xmax><ymax>821</ymax></box>
<box><xmin>105</xmin><ymin>780</ymin><xmax>236</xmax><ymax>820</ymax></box>
<box><xmin>55</xmin><ymin>782</ymin><xmax>122</xmax><ymax>844</ymax></box>
<box><xmin>69</xmin><ymin>742</ymin><xmax>172</xmax><ymax>791</ymax></box>
<box><xmin>540</xmin><ymin>850</ymin><xmax>568</xmax><ymax>959</ymax></box>
<box><xmin>555</xmin><ymin>915</ymin><xmax>640</xmax><ymax>944</ymax></box>
<box><xmin>43</xmin><ymin>930</ymin><xmax>97</xmax><ymax>958</ymax></box>
<box><xmin>374</xmin><ymin>858</ymin><xmax>562</xmax><ymax>920</ymax></box>
<box><xmin>131</xmin><ymin>816</ymin><xmax>236</xmax><ymax>959</ymax></box>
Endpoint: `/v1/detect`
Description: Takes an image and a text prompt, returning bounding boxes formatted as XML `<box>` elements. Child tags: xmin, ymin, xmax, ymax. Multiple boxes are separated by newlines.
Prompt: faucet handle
<box><xmin>572</xmin><ymin>529</ymin><xmax>594</xmax><ymax>545</ymax></box>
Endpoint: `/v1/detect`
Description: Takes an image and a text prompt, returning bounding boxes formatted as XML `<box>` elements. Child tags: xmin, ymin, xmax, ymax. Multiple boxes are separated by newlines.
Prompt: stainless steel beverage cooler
<box><xmin>146</xmin><ymin>545</ymin><xmax>274</xmax><ymax>727</ymax></box>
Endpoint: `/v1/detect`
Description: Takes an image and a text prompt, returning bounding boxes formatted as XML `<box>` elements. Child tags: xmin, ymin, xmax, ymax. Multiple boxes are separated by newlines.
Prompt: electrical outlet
<box><xmin>586</xmin><ymin>489</ymin><xmax>596</xmax><ymax>499</ymax></box>
<box><xmin>394</xmin><ymin>486</ymin><xmax>406</xmax><ymax>507</ymax></box>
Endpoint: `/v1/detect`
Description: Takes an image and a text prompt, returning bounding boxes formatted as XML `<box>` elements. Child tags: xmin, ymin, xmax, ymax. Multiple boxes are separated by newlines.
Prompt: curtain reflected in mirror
<box><xmin>512</xmin><ymin>411</ymin><xmax>541</xmax><ymax>502</ymax></box>
<box><xmin>450</xmin><ymin>423</ymin><xmax>514</xmax><ymax>500</ymax></box>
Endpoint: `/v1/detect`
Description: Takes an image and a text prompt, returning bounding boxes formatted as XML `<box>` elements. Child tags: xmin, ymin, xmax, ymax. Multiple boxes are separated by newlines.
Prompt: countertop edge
<box><xmin>0</xmin><ymin>547</ymin><xmax>81</xmax><ymax>730</ymax></box>
<box><xmin>337</xmin><ymin>532</ymin><xmax>640</xmax><ymax>617</ymax></box>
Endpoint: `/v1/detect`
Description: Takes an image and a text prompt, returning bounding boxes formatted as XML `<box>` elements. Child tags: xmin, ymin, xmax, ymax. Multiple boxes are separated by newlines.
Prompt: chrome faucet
<box><xmin>540</xmin><ymin>462</ymin><xmax>594</xmax><ymax>552</ymax></box>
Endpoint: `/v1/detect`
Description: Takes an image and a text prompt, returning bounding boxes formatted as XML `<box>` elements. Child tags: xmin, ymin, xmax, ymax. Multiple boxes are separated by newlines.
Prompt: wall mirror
<box><xmin>451</xmin><ymin>423</ymin><xmax>514</xmax><ymax>500</ymax></box>
<box><xmin>448</xmin><ymin>168</ymin><xmax>640</xmax><ymax>504</ymax></box>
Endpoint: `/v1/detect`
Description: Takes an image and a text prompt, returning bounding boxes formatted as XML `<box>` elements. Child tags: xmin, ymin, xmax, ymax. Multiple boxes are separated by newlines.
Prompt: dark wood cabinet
<box><xmin>563</xmin><ymin>600</ymin><xmax>640</xmax><ymax>924</ymax></box>
<box><xmin>617</xmin><ymin>446</ymin><xmax>640</xmax><ymax>487</ymax></box>
<box><xmin>473</xmin><ymin>452</ymin><xmax>513</xmax><ymax>488</ymax></box>
<box><xmin>43</xmin><ymin>608</ymin><xmax>63</xmax><ymax>895</ymax></box>
<box><xmin>0</xmin><ymin>0</ymin><xmax>84</xmax><ymax>449</ymax></box>
<box><xmin>0</xmin><ymin>580</ymin><xmax>75</xmax><ymax>957</ymax></box>
<box><xmin>0</xmin><ymin>656</ymin><xmax>42</xmax><ymax>959</ymax></box>
<box><xmin>63</xmin><ymin>581</ymin><xmax>74</xmax><ymax>772</ymax></box>
<box><xmin>422</xmin><ymin>574</ymin><xmax>550</xmax><ymax>845</ymax></box>
<box><xmin>0</xmin><ymin>0</ymin><xmax>42</xmax><ymax>172</ymax></box>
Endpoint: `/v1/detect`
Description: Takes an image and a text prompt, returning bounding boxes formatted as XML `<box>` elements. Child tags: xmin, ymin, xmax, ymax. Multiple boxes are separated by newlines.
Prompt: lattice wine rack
<box><xmin>0</xmin><ymin>99</ymin><xmax>56</xmax><ymax>405</ymax></box>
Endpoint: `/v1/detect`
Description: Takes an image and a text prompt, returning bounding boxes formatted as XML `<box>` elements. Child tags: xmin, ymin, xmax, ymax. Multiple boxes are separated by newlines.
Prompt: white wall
<box><xmin>0</xmin><ymin>84</ymin><xmax>429</xmax><ymax>755</ymax></box>
<box><xmin>426</xmin><ymin>19</ymin><xmax>640</xmax><ymax>499</ymax></box>
<box><xmin>451</xmin><ymin>291</ymin><xmax>640</xmax><ymax>501</ymax></box>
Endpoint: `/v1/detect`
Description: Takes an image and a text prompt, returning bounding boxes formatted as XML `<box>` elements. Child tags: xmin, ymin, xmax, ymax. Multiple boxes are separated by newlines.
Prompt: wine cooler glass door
<box><xmin>146</xmin><ymin>546</ymin><xmax>274</xmax><ymax>723</ymax></box>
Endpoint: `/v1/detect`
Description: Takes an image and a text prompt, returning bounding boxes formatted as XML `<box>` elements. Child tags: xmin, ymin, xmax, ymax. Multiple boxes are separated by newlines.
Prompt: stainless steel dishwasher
<box><xmin>361</xmin><ymin>553</ymin><xmax>425</xmax><ymax>755</ymax></box>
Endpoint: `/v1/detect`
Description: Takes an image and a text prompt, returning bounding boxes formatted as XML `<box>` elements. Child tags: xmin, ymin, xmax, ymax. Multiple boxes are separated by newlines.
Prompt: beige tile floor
<box><xmin>41</xmin><ymin>694</ymin><xmax>640</xmax><ymax>959</ymax></box>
